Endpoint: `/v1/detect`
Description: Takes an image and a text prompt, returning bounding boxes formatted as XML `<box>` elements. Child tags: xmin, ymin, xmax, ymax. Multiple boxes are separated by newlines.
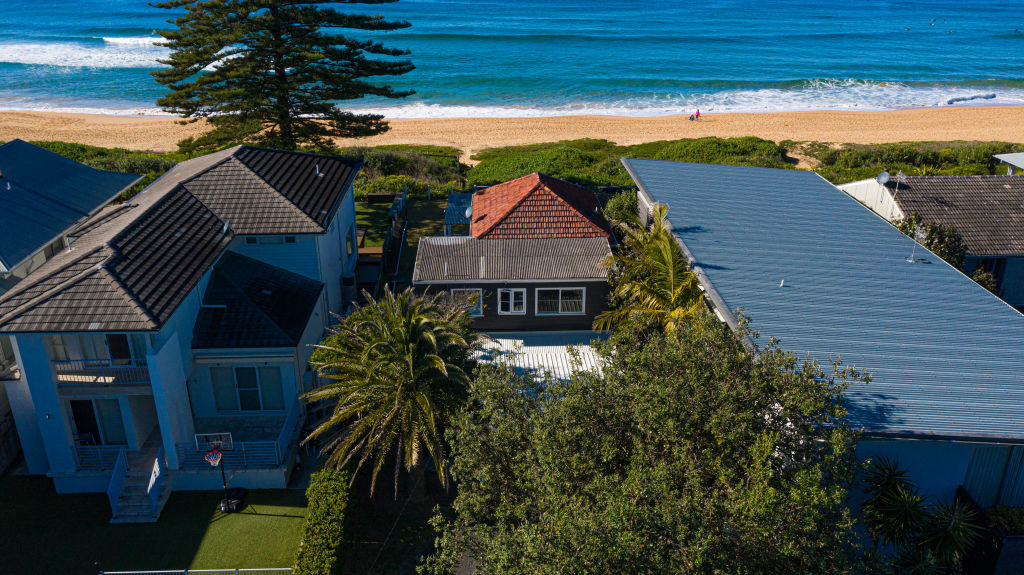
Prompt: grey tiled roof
<box><xmin>0</xmin><ymin>146</ymin><xmax>358</xmax><ymax>333</ymax></box>
<box><xmin>0</xmin><ymin>139</ymin><xmax>141</xmax><ymax>271</ymax></box>
<box><xmin>412</xmin><ymin>236</ymin><xmax>611</xmax><ymax>283</ymax></box>
<box><xmin>624</xmin><ymin>158</ymin><xmax>1024</xmax><ymax>442</ymax></box>
<box><xmin>193</xmin><ymin>251</ymin><xmax>323</xmax><ymax>349</ymax></box>
<box><xmin>887</xmin><ymin>175</ymin><xmax>1024</xmax><ymax>255</ymax></box>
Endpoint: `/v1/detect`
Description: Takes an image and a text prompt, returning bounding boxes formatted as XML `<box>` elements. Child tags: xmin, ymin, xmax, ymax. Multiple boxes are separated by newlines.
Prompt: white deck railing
<box><xmin>106</xmin><ymin>447</ymin><xmax>128</xmax><ymax>517</ymax></box>
<box><xmin>53</xmin><ymin>358</ymin><xmax>150</xmax><ymax>385</ymax></box>
<box><xmin>73</xmin><ymin>444</ymin><xmax>125</xmax><ymax>470</ymax></box>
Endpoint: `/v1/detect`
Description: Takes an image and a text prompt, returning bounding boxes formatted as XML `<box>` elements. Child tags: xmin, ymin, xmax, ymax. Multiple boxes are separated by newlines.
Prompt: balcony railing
<box><xmin>52</xmin><ymin>358</ymin><xmax>150</xmax><ymax>386</ymax></box>
<box><xmin>73</xmin><ymin>444</ymin><xmax>125</xmax><ymax>471</ymax></box>
<box><xmin>176</xmin><ymin>403</ymin><xmax>304</xmax><ymax>470</ymax></box>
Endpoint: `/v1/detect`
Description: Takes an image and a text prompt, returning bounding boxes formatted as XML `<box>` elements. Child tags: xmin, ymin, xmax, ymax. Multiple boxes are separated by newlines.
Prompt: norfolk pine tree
<box><xmin>152</xmin><ymin>0</ymin><xmax>414</xmax><ymax>151</ymax></box>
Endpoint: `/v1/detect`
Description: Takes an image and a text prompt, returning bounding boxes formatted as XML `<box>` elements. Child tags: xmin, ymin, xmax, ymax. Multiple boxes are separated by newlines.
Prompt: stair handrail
<box><xmin>147</xmin><ymin>446</ymin><xmax>168</xmax><ymax>515</ymax></box>
<box><xmin>105</xmin><ymin>447</ymin><xmax>128</xmax><ymax>517</ymax></box>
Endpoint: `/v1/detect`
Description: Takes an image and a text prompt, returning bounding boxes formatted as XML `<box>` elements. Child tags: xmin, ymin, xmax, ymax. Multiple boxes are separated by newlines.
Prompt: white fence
<box><xmin>99</xmin><ymin>564</ymin><xmax>290</xmax><ymax>568</ymax></box>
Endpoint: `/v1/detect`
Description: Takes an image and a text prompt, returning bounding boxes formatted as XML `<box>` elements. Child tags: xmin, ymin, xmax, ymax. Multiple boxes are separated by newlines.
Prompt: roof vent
<box><xmin>222</xmin><ymin>219</ymin><xmax>231</xmax><ymax>234</ymax></box>
<box><xmin>315</xmin><ymin>163</ymin><xmax>323</xmax><ymax>178</ymax></box>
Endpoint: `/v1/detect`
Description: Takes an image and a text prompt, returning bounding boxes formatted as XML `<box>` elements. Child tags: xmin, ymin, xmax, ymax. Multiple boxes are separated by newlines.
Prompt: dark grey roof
<box><xmin>0</xmin><ymin>139</ymin><xmax>141</xmax><ymax>271</ymax></box>
<box><xmin>624</xmin><ymin>158</ymin><xmax>1024</xmax><ymax>442</ymax></box>
<box><xmin>885</xmin><ymin>175</ymin><xmax>1024</xmax><ymax>255</ymax></box>
<box><xmin>412</xmin><ymin>236</ymin><xmax>611</xmax><ymax>283</ymax></box>
<box><xmin>193</xmin><ymin>251</ymin><xmax>323</xmax><ymax>349</ymax></box>
<box><xmin>443</xmin><ymin>193</ymin><xmax>473</xmax><ymax>226</ymax></box>
<box><xmin>0</xmin><ymin>145</ymin><xmax>357</xmax><ymax>333</ymax></box>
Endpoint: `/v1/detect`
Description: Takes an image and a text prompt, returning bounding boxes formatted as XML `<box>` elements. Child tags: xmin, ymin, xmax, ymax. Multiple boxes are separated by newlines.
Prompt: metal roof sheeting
<box><xmin>477</xmin><ymin>331</ymin><xmax>603</xmax><ymax>381</ymax></box>
<box><xmin>995</xmin><ymin>152</ymin><xmax>1024</xmax><ymax>171</ymax></box>
<box><xmin>413</xmin><ymin>236</ymin><xmax>611</xmax><ymax>283</ymax></box>
<box><xmin>0</xmin><ymin>139</ymin><xmax>140</xmax><ymax>270</ymax></box>
<box><xmin>443</xmin><ymin>193</ymin><xmax>473</xmax><ymax>226</ymax></box>
<box><xmin>624</xmin><ymin>158</ymin><xmax>1024</xmax><ymax>442</ymax></box>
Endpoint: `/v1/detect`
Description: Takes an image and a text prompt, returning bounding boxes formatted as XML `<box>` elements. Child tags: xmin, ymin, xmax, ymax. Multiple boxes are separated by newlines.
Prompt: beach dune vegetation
<box><xmin>152</xmin><ymin>0</ymin><xmax>415</xmax><ymax>152</ymax></box>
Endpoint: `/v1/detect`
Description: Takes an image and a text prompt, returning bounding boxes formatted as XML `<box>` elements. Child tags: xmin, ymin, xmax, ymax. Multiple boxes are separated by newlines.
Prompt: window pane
<box><xmin>259</xmin><ymin>367</ymin><xmax>285</xmax><ymax>410</ymax></box>
<box><xmin>106</xmin><ymin>334</ymin><xmax>131</xmax><ymax>360</ymax></box>
<box><xmin>561</xmin><ymin>289</ymin><xmax>584</xmax><ymax>313</ymax></box>
<box><xmin>211</xmin><ymin>367</ymin><xmax>239</xmax><ymax>411</ymax></box>
<box><xmin>537</xmin><ymin>290</ymin><xmax>560</xmax><ymax>314</ymax></box>
<box><xmin>512</xmin><ymin>290</ymin><xmax>525</xmax><ymax>312</ymax></box>
<box><xmin>235</xmin><ymin>367</ymin><xmax>261</xmax><ymax>410</ymax></box>
<box><xmin>95</xmin><ymin>399</ymin><xmax>127</xmax><ymax>445</ymax></box>
<box><xmin>499</xmin><ymin>289</ymin><xmax>510</xmax><ymax>313</ymax></box>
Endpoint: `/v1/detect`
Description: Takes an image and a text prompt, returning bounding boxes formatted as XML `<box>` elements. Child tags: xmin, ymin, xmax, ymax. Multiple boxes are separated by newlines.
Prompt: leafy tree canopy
<box><xmin>425</xmin><ymin>315</ymin><xmax>870</xmax><ymax>574</ymax></box>
<box><xmin>152</xmin><ymin>0</ymin><xmax>414</xmax><ymax>152</ymax></box>
<box><xmin>895</xmin><ymin>212</ymin><xmax>968</xmax><ymax>271</ymax></box>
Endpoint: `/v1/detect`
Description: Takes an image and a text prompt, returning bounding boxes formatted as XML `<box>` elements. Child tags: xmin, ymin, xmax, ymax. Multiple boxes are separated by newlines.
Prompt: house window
<box><xmin>210</xmin><ymin>366</ymin><xmax>286</xmax><ymax>412</ymax></box>
<box><xmin>245</xmin><ymin>236</ymin><xmax>293</xmax><ymax>245</ymax></box>
<box><xmin>498</xmin><ymin>288</ymin><xmax>526</xmax><ymax>314</ymax></box>
<box><xmin>536</xmin><ymin>288</ymin><xmax>585</xmax><ymax>315</ymax></box>
<box><xmin>450</xmin><ymin>288</ymin><xmax>483</xmax><ymax>316</ymax></box>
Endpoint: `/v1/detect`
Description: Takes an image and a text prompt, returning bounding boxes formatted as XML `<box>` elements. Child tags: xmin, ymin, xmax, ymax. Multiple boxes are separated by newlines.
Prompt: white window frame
<box><xmin>210</xmin><ymin>365</ymin><xmax>286</xmax><ymax>413</ymax></box>
<box><xmin>535</xmin><ymin>287</ymin><xmax>586</xmax><ymax>316</ymax></box>
<box><xmin>245</xmin><ymin>236</ymin><xmax>295</xmax><ymax>245</ymax></box>
<box><xmin>497</xmin><ymin>288</ymin><xmax>526</xmax><ymax>315</ymax></box>
<box><xmin>450</xmin><ymin>288</ymin><xmax>484</xmax><ymax>316</ymax></box>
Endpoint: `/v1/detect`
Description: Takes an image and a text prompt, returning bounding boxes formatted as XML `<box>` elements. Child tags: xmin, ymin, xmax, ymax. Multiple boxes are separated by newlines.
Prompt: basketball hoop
<box><xmin>204</xmin><ymin>449</ymin><xmax>222</xmax><ymax>467</ymax></box>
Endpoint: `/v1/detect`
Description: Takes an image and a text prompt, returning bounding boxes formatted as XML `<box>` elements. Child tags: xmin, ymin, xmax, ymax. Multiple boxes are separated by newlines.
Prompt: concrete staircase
<box><xmin>110</xmin><ymin>431</ymin><xmax>172</xmax><ymax>524</ymax></box>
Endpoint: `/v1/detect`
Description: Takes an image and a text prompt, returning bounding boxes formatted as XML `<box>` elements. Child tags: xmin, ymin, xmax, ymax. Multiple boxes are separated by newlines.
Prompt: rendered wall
<box><xmin>148</xmin><ymin>334</ymin><xmax>193</xmax><ymax>469</ymax></box>
<box><xmin>227</xmin><ymin>236</ymin><xmax>321</xmax><ymax>281</ymax></box>
<box><xmin>12</xmin><ymin>334</ymin><xmax>75</xmax><ymax>473</ymax></box>
<box><xmin>127</xmin><ymin>396</ymin><xmax>158</xmax><ymax>449</ymax></box>
<box><xmin>838</xmin><ymin>179</ymin><xmax>903</xmax><ymax>221</ymax></box>
<box><xmin>3</xmin><ymin>377</ymin><xmax>47</xmax><ymax>473</ymax></box>
<box><xmin>189</xmin><ymin>355</ymin><xmax>298</xmax><ymax>418</ymax></box>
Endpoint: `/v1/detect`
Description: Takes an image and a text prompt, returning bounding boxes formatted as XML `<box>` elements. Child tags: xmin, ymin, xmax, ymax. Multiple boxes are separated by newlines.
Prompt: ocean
<box><xmin>1</xmin><ymin>0</ymin><xmax>1023</xmax><ymax>117</ymax></box>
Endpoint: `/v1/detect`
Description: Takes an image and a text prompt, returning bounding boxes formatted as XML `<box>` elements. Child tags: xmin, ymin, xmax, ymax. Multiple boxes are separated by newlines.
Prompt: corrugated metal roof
<box><xmin>883</xmin><ymin>175</ymin><xmax>1024</xmax><ymax>255</ymax></box>
<box><xmin>995</xmin><ymin>152</ymin><xmax>1024</xmax><ymax>171</ymax></box>
<box><xmin>413</xmin><ymin>236</ymin><xmax>611</xmax><ymax>283</ymax></box>
<box><xmin>477</xmin><ymin>331</ymin><xmax>604</xmax><ymax>381</ymax></box>
<box><xmin>624</xmin><ymin>158</ymin><xmax>1024</xmax><ymax>442</ymax></box>
<box><xmin>0</xmin><ymin>139</ymin><xmax>140</xmax><ymax>271</ymax></box>
<box><xmin>443</xmin><ymin>193</ymin><xmax>473</xmax><ymax>226</ymax></box>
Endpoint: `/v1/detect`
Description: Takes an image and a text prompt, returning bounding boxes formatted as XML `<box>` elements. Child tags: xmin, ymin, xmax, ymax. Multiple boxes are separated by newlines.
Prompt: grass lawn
<box><xmin>396</xmin><ymin>198</ymin><xmax>447</xmax><ymax>288</ymax></box>
<box><xmin>355</xmin><ymin>202</ymin><xmax>391</xmax><ymax>247</ymax></box>
<box><xmin>0</xmin><ymin>476</ymin><xmax>306</xmax><ymax>574</ymax></box>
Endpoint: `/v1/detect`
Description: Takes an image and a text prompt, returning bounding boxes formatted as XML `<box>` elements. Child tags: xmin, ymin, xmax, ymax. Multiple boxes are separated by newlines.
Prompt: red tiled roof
<box><xmin>470</xmin><ymin>173</ymin><xmax>610</xmax><ymax>239</ymax></box>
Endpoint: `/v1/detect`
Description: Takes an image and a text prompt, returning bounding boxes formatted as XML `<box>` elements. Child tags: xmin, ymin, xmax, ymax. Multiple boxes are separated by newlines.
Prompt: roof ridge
<box><xmin>475</xmin><ymin>173</ymin><xmax>545</xmax><ymax>237</ymax></box>
<box><xmin>100</xmin><ymin>246</ymin><xmax>162</xmax><ymax>330</ymax></box>
<box><xmin>223</xmin><ymin>156</ymin><xmax>323</xmax><ymax>231</ymax></box>
<box><xmin>210</xmin><ymin>259</ymin><xmax>294</xmax><ymax>342</ymax></box>
<box><xmin>535</xmin><ymin>175</ymin><xmax>609</xmax><ymax>235</ymax></box>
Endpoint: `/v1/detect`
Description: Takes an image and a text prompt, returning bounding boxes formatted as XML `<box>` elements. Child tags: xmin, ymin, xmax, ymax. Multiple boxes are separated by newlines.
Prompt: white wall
<box><xmin>147</xmin><ymin>333</ymin><xmax>193</xmax><ymax>469</ymax></box>
<box><xmin>3</xmin><ymin>378</ymin><xmax>47</xmax><ymax>473</ymax></box>
<box><xmin>838</xmin><ymin>179</ymin><xmax>903</xmax><ymax>222</ymax></box>
<box><xmin>11</xmin><ymin>334</ymin><xmax>75</xmax><ymax>472</ymax></box>
<box><xmin>128</xmin><ymin>396</ymin><xmax>158</xmax><ymax>448</ymax></box>
<box><xmin>190</xmin><ymin>353</ymin><xmax>299</xmax><ymax>418</ymax></box>
<box><xmin>296</xmin><ymin>292</ymin><xmax>328</xmax><ymax>394</ymax></box>
<box><xmin>228</xmin><ymin>235</ymin><xmax>320</xmax><ymax>281</ymax></box>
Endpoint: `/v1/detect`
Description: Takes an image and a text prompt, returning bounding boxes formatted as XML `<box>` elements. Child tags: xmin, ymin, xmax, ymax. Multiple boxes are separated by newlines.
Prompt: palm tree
<box><xmin>303</xmin><ymin>287</ymin><xmax>482</xmax><ymax>496</ymax></box>
<box><xmin>594</xmin><ymin>203</ymin><xmax>704</xmax><ymax>332</ymax></box>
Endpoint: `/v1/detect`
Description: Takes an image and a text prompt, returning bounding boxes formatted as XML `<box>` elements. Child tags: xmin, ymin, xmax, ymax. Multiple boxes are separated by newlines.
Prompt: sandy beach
<box><xmin>1</xmin><ymin>106</ymin><xmax>1022</xmax><ymax>161</ymax></box>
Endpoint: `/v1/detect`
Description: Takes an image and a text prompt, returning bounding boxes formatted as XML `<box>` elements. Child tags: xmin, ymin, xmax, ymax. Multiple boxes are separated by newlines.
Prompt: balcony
<box><xmin>176</xmin><ymin>402</ymin><xmax>304</xmax><ymax>470</ymax></box>
<box><xmin>53</xmin><ymin>359</ymin><xmax>150</xmax><ymax>386</ymax></box>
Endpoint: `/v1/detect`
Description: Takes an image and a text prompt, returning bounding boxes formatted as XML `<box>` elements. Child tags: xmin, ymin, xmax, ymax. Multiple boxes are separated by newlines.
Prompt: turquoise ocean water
<box><xmin>1</xmin><ymin>0</ymin><xmax>1023</xmax><ymax>117</ymax></box>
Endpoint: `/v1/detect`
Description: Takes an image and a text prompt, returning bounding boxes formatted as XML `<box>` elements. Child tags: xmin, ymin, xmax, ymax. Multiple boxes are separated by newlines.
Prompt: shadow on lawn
<box><xmin>338</xmin><ymin>462</ymin><xmax>454</xmax><ymax>575</ymax></box>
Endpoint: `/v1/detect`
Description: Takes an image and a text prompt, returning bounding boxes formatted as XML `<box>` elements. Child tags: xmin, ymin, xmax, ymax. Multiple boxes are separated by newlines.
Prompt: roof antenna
<box><xmin>315</xmin><ymin>163</ymin><xmax>323</xmax><ymax>177</ymax></box>
<box><xmin>222</xmin><ymin>218</ymin><xmax>231</xmax><ymax>235</ymax></box>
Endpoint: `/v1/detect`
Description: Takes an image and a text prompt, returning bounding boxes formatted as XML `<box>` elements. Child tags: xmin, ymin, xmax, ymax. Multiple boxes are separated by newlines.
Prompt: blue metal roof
<box><xmin>0</xmin><ymin>140</ymin><xmax>140</xmax><ymax>271</ymax></box>
<box><xmin>443</xmin><ymin>192</ymin><xmax>473</xmax><ymax>226</ymax></box>
<box><xmin>624</xmin><ymin>158</ymin><xmax>1024</xmax><ymax>442</ymax></box>
<box><xmin>995</xmin><ymin>152</ymin><xmax>1024</xmax><ymax>171</ymax></box>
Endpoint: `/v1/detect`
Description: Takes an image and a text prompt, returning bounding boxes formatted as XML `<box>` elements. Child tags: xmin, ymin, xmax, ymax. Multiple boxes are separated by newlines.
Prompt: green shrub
<box><xmin>358</xmin><ymin>174</ymin><xmax>430</xmax><ymax>198</ymax></box>
<box><xmin>987</xmin><ymin>505</ymin><xmax>1024</xmax><ymax>534</ymax></box>
<box><xmin>603</xmin><ymin>189</ymin><xmax>637</xmax><ymax>225</ymax></box>
<box><xmin>293</xmin><ymin>468</ymin><xmax>350</xmax><ymax>575</ymax></box>
<box><xmin>808</xmin><ymin>141</ymin><xmax>1024</xmax><ymax>184</ymax></box>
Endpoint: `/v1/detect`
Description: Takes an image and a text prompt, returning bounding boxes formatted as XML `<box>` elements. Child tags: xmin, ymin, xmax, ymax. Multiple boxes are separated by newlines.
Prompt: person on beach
<box><xmin>696</xmin><ymin>109</ymin><xmax>701</xmax><ymax>120</ymax></box>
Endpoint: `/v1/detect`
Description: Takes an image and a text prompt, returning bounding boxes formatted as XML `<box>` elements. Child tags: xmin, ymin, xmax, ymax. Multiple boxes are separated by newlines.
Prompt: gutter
<box><xmin>620</xmin><ymin>158</ymin><xmax>757</xmax><ymax>352</ymax></box>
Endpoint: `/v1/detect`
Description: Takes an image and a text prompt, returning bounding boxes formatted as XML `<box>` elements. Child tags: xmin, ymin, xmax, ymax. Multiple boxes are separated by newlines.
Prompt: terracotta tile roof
<box><xmin>470</xmin><ymin>173</ymin><xmax>610</xmax><ymax>239</ymax></box>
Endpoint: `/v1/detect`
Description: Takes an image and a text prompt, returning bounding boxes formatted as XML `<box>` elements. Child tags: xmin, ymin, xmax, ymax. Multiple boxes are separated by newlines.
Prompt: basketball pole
<box><xmin>219</xmin><ymin>456</ymin><xmax>228</xmax><ymax>504</ymax></box>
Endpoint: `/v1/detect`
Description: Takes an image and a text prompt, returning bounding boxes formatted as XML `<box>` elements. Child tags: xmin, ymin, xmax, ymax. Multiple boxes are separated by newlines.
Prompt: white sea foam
<box><xmin>0</xmin><ymin>40</ymin><xmax>167</xmax><ymax>68</ymax></box>
<box><xmin>101</xmin><ymin>36</ymin><xmax>167</xmax><ymax>46</ymax></box>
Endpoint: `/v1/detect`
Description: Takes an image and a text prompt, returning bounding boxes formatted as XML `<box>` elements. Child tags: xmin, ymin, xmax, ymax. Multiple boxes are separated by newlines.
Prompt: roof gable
<box><xmin>0</xmin><ymin>139</ymin><xmax>140</xmax><ymax>270</ymax></box>
<box><xmin>625</xmin><ymin>158</ymin><xmax>1024</xmax><ymax>442</ymax></box>
<box><xmin>470</xmin><ymin>173</ymin><xmax>610</xmax><ymax>239</ymax></box>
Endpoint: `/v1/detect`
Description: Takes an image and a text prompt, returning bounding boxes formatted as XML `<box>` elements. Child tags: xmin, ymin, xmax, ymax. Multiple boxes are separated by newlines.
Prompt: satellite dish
<box><xmin>876</xmin><ymin>170</ymin><xmax>890</xmax><ymax>185</ymax></box>
<box><xmin>464</xmin><ymin>206</ymin><xmax>473</xmax><ymax>219</ymax></box>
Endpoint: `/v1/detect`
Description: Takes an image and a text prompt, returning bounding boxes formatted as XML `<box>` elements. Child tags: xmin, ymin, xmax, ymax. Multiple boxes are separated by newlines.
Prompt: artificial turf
<box><xmin>0</xmin><ymin>476</ymin><xmax>306</xmax><ymax>574</ymax></box>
